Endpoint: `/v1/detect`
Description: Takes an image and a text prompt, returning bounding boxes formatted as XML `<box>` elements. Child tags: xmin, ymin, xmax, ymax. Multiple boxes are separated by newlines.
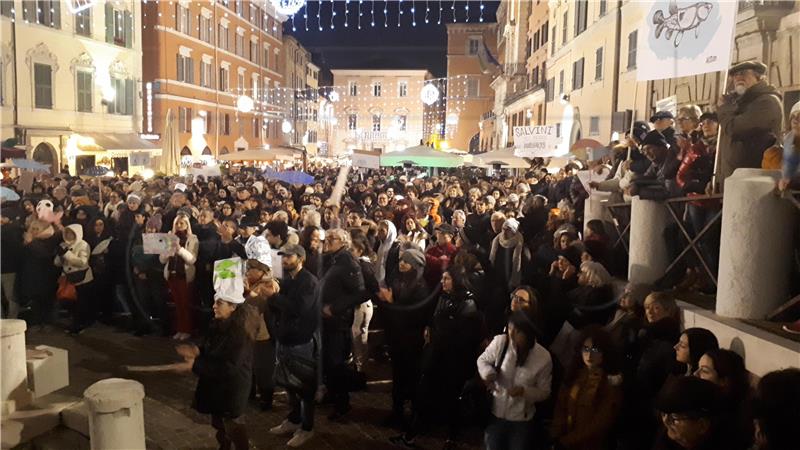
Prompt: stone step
<box><xmin>26</xmin><ymin>346</ymin><xmax>69</xmax><ymax>399</ymax></box>
<box><xmin>61</xmin><ymin>401</ymin><xmax>89</xmax><ymax>437</ymax></box>
<box><xmin>0</xmin><ymin>394</ymin><xmax>82</xmax><ymax>449</ymax></box>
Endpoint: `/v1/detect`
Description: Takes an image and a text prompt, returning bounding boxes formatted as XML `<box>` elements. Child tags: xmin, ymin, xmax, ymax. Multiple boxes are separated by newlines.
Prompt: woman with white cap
<box><xmin>778</xmin><ymin>101</ymin><xmax>800</xmax><ymax>191</ymax></box>
<box><xmin>174</xmin><ymin>286</ymin><xmax>260</xmax><ymax>450</ymax></box>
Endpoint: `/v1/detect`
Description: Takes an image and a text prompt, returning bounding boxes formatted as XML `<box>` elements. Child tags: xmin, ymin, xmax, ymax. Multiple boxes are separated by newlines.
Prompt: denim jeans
<box><xmin>277</xmin><ymin>340</ymin><xmax>317</xmax><ymax>431</ymax></box>
<box><xmin>484</xmin><ymin>415</ymin><xmax>534</xmax><ymax>450</ymax></box>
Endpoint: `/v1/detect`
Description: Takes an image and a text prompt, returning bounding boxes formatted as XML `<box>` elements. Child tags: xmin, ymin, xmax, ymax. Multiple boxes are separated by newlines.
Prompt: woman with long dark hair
<box><xmin>551</xmin><ymin>326</ymin><xmax>622</xmax><ymax>450</ymax></box>
<box><xmin>480</xmin><ymin>311</ymin><xmax>553</xmax><ymax>449</ymax></box>
<box><xmin>390</xmin><ymin>268</ymin><xmax>485</xmax><ymax>449</ymax></box>
<box><xmin>175</xmin><ymin>290</ymin><xmax>261</xmax><ymax>450</ymax></box>
<box><xmin>674</xmin><ymin>327</ymin><xmax>719</xmax><ymax>376</ymax></box>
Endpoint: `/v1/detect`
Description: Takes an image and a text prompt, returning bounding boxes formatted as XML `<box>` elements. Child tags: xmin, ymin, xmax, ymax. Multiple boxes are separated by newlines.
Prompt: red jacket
<box><xmin>424</xmin><ymin>242</ymin><xmax>458</xmax><ymax>287</ymax></box>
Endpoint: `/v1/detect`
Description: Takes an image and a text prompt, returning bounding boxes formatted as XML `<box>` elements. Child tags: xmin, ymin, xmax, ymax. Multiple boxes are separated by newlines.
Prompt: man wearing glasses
<box><xmin>717</xmin><ymin>60</ymin><xmax>784</xmax><ymax>184</ymax></box>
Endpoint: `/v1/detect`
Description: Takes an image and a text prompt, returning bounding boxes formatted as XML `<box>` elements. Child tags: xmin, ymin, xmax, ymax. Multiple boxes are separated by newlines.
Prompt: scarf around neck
<box><xmin>490</xmin><ymin>231</ymin><xmax>524</xmax><ymax>288</ymax></box>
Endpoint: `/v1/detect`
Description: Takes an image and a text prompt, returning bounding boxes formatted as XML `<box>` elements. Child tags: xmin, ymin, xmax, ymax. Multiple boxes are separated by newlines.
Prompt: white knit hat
<box><xmin>215</xmin><ymin>291</ymin><xmax>245</xmax><ymax>304</ymax></box>
<box><xmin>791</xmin><ymin>101</ymin><xmax>800</xmax><ymax>116</ymax></box>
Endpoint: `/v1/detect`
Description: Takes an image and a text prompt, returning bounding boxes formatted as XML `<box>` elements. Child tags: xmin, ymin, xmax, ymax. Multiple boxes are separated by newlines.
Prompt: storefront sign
<box><xmin>513</xmin><ymin>125</ymin><xmax>562</xmax><ymax>158</ymax></box>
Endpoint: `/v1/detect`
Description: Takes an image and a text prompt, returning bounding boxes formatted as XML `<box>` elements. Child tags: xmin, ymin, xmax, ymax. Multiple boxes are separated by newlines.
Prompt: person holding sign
<box><xmin>160</xmin><ymin>213</ymin><xmax>199</xmax><ymax>340</ymax></box>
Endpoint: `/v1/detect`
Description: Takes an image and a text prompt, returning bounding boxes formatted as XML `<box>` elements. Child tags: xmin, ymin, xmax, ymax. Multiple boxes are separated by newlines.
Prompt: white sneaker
<box><xmin>268</xmin><ymin>419</ymin><xmax>300</xmax><ymax>435</ymax></box>
<box><xmin>286</xmin><ymin>429</ymin><xmax>314</xmax><ymax>448</ymax></box>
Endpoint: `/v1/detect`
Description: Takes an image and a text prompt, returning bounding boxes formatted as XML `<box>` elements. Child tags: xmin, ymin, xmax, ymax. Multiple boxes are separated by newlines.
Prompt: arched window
<box><xmin>219</xmin><ymin>146</ymin><xmax>229</xmax><ymax>155</ymax></box>
<box><xmin>202</xmin><ymin>146</ymin><xmax>212</xmax><ymax>155</ymax></box>
<box><xmin>180</xmin><ymin>146</ymin><xmax>191</xmax><ymax>156</ymax></box>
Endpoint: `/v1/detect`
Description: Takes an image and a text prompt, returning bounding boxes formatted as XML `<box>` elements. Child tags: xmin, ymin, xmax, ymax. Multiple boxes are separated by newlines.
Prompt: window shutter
<box><xmin>176</xmin><ymin>55</ymin><xmax>184</xmax><ymax>82</ymax></box>
<box><xmin>210</xmin><ymin>64</ymin><xmax>215</xmax><ymax>90</ymax></box>
<box><xmin>125</xmin><ymin>79</ymin><xmax>134</xmax><ymax>115</ymax></box>
<box><xmin>107</xmin><ymin>79</ymin><xmax>115</xmax><ymax>113</ymax></box>
<box><xmin>124</xmin><ymin>10</ymin><xmax>132</xmax><ymax>48</ymax></box>
<box><xmin>175</xmin><ymin>4</ymin><xmax>180</xmax><ymax>31</ymax></box>
<box><xmin>52</xmin><ymin>0</ymin><xmax>61</xmax><ymax>28</ymax></box>
<box><xmin>105</xmin><ymin>3</ymin><xmax>114</xmax><ymax>43</ymax></box>
<box><xmin>187</xmin><ymin>58</ymin><xmax>194</xmax><ymax>84</ymax></box>
<box><xmin>22</xmin><ymin>0</ymin><xmax>34</xmax><ymax>22</ymax></box>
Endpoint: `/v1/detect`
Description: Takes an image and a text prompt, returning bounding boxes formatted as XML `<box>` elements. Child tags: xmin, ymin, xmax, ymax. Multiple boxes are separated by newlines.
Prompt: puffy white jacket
<box><xmin>477</xmin><ymin>334</ymin><xmax>553</xmax><ymax>422</ymax></box>
<box><xmin>54</xmin><ymin>224</ymin><xmax>93</xmax><ymax>286</ymax></box>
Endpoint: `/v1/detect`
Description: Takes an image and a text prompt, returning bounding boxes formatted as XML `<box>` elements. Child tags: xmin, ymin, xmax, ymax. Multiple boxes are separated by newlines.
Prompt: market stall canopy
<box><xmin>0</xmin><ymin>159</ymin><xmax>51</xmax><ymax>172</ymax></box>
<box><xmin>218</xmin><ymin>146</ymin><xmax>300</xmax><ymax>161</ymax></box>
<box><xmin>474</xmin><ymin>147</ymin><xmax>531</xmax><ymax>169</ymax></box>
<box><xmin>76</xmin><ymin>133</ymin><xmax>159</xmax><ymax>151</ymax></box>
<box><xmin>380</xmin><ymin>145</ymin><xmax>463</xmax><ymax>168</ymax></box>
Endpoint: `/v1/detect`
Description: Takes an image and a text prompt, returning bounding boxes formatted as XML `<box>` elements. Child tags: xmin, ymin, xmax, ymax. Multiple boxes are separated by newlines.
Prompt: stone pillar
<box><xmin>716</xmin><ymin>169</ymin><xmax>796</xmax><ymax>319</ymax></box>
<box><xmin>1</xmin><ymin>319</ymin><xmax>32</xmax><ymax>416</ymax></box>
<box><xmin>83</xmin><ymin>378</ymin><xmax>146</xmax><ymax>450</ymax></box>
<box><xmin>628</xmin><ymin>196</ymin><xmax>671</xmax><ymax>284</ymax></box>
<box><xmin>583</xmin><ymin>191</ymin><xmax>612</xmax><ymax>237</ymax></box>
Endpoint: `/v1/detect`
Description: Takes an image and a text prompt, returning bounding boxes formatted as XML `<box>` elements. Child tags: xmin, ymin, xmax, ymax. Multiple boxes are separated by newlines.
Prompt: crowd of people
<box><xmin>1</xmin><ymin>59</ymin><xmax>799</xmax><ymax>450</ymax></box>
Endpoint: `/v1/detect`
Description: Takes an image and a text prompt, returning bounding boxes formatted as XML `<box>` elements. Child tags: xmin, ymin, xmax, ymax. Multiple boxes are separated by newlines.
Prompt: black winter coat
<box><xmin>270</xmin><ymin>268</ymin><xmax>319</xmax><ymax>346</ymax></box>
<box><xmin>1</xmin><ymin>222</ymin><xmax>23</xmax><ymax>273</ymax></box>
<box><xmin>319</xmin><ymin>248</ymin><xmax>365</xmax><ymax>330</ymax></box>
<box><xmin>18</xmin><ymin>235</ymin><xmax>60</xmax><ymax>298</ymax></box>
<box><xmin>192</xmin><ymin>307</ymin><xmax>255</xmax><ymax>418</ymax></box>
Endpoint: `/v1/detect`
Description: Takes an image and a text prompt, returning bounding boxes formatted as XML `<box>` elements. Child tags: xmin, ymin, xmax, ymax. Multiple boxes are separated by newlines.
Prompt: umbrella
<box><xmin>380</xmin><ymin>145</ymin><xmax>463</xmax><ymax>168</ymax></box>
<box><xmin>474</xmin><ymin>147</ymin><xmax>531</xmax><ymax>169</ymax></box>
<box><xmin>263</xmin><ymin>168</ymin><xmax>315</xmax><ymax>185</ymax></box>
<box><xmin>82</xmin><ymin>165</ymin><xmax>111</xmax><ymax>177</ymax></box>
<box><xmin>218</xmin><ymin>146</ymin><xmax>299</xmax><ymax>161</ymax></box>
<box><xmin>2</xmin><ymin>159</ymin><xmax>50</xmax><ymax>172</ymax></box>
<box><xmin>161</xmin><ymin>109</ymin><xmax>180</xmax><ymax>175</ymax></box>
<box><xmin>0</xmin><ymin>186</ymin><xmax>20</xmax><ymax>202</ymax></box>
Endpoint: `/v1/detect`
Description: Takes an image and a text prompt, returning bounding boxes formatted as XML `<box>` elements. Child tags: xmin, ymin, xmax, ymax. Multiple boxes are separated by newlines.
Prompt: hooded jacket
<box><xmin>717</xmin><ymin>80</ymin><xmax>784</xmax><ymax>182</ymax></box>
<box><xmin>159</xmin><ymin>216</ymin><xmax>200</xmax><ymax>283</ymax></box>
<box><xmin>54</xmin><ymin>224</ymin><xmax>94</xmax><ymax>285</ymax></box>
<box><xmin>374</xmin><ymin>220</ymin><xmax>398</xmax><ymax>283</ymax></box>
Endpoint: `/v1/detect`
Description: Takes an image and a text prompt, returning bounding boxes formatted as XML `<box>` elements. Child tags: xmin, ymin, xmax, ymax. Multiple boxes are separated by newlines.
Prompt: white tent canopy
<box><xmin>380</xmin><ymin>145</ymin><xmax>463</xmax><ymax>168</ymax></box>
<box><xmin>474</xmin><ymin>147</ymin><xmax>530</xmax><ymax>169</ymax></box>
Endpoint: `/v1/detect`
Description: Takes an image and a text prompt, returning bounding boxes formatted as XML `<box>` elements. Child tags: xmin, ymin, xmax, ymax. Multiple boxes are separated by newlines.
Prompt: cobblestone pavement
<box><xmin>26</xmin><ymin>325</ymin><xmax>483</xmax><ymax>450</ymax></box>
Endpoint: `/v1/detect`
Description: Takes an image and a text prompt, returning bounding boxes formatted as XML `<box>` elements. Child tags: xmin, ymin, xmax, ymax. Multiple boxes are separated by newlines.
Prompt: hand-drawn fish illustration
<box><xmin>653</xmin><ymin>0</ymin><xmax>714</xmax><ymax>47</ymax></box>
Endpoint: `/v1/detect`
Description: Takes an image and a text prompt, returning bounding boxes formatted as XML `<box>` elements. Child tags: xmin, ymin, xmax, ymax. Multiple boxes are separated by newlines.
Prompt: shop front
<box><xmin>65</xmin><ymin>133</ymin><xmax>161</xmax><ymax>176</ymax></box>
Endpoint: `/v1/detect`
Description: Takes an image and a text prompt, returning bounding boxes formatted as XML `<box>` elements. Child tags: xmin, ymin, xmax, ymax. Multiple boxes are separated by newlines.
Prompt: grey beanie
<box><xmin>400</xmin><ymin>248</ymin><xmax>426</xmax><ymax>269</ymax></box>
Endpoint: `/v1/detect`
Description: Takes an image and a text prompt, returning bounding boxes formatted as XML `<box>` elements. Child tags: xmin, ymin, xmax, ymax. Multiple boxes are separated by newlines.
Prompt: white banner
<box><xmin>636</xmin><ymin>0</ymin><xmax>737</xmax><ymax>81</ymax></box>
<box><xmin>352</xmin><ymin>150</ymin><xmax>381</xmax><ymax>169</ymax></box>
<box><xmin>513</xmin><ymin>125</ymin><xmax>562</xmax><ymax>158</ymax></box>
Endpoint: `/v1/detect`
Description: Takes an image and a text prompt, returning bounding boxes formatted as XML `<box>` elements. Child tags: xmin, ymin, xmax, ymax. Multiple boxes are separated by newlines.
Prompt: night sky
<box><xmin>284</xmin><ymin>1</ymin><xmax>500</xmax><ymax>81</ymax></box>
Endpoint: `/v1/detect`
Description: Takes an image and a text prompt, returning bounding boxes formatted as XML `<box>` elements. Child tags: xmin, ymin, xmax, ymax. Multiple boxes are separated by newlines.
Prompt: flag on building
<box><xmin>636</xmin><ymin>0</ymin><xmax>738</xmax><ymax>81</ymax></box>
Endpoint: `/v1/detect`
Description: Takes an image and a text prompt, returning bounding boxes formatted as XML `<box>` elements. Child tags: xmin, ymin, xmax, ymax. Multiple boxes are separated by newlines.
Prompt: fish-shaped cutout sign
<box><xmin>653</xmin><ymin>1</ymin><xmax>714</xmax><ymax>47</ymax></box>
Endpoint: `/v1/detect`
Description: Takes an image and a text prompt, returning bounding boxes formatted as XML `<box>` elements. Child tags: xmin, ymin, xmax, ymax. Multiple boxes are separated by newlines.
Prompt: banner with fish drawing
<box><xmin>636</xmin><ymin>0</ymin><xmax>737</xmax><ymax>81</ymax></box>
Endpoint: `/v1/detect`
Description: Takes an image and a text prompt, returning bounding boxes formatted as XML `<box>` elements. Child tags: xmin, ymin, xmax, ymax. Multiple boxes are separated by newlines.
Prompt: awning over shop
<box><xmin>76</xmin><ymin>133</ymin><xmax>160</xmax><ymax>152</ymax></box>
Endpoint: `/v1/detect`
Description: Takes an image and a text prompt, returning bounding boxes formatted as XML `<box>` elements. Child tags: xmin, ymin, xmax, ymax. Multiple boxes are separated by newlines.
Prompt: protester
<box><xmin>717</xmin><ymin>61</ymin><xmax>784</xmax><ymax>182</ymax></box>
<box><xmin>673</xmin><ymin>328</ymin><xmax>719</xmax><ymax>376</ymax></box>
<box><xmin>55</xmin><ymin>223</ymin><xmax>94</xmax><ymax>334</ymax></box>
<box><xmin>480</xmin><ymin>311</ymin><xmax>552</xmax><ymax>450</ymax></box>
<box><xmin>778</xmin><ymin>101</ymin><xmax>800</xmax><ymax>191</ymax></box>
<box><xmin>652</xmin><ymin>376</ymin><xmax>729</xmax><ymax>450</ymax></box>
<box><xmin>160</xmin><ymin>213</ymin><xmax>199</xmax><ymax>340</ymax></box>
<box><xmin>752</xmin><ymin>368</ymin><xmax>800</xmax><ymax>450</ymax></box>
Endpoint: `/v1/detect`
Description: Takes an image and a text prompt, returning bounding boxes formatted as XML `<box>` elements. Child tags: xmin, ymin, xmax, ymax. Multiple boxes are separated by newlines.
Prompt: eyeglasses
<box><xmin>510</xmin><ymin>294</ymin><xmax>530</xmax><ymax>304</ymax></box>
<box><xmin>581</xmin><ymin>346</ymin><xmax>601</xmax><ymax>354</ymax></box>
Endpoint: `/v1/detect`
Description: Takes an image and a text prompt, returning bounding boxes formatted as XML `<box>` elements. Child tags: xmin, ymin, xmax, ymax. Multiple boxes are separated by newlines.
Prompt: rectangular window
<box><xmin>467</xmin><ymin>78</ymin><xmax>479</xmax><ymax>97</ymax></box>
<box><xmin>34</xmin><ymin>63</ymin><xmax>53</xmax><ymax>109</ymax></box>
<box><xmin>627</xmin><ymin>31</ymin><xmax>638</xmax><ymax>68</ymax></box>
<box><xmin>572</xmin><ymin>58</ymin><xmax>584</xmax><ymax>90</ymax></box>
<box><xmin>532</xmin><ymin>31</ymin><xmax>539</xmax><ymax>51</ymax></box>
<box><xmin>562</xmin><ymin>12</ymin><xmax>568</xmax><ymax>45</ymax></box>
<box><xmin>262</xmin><ymin>79</ymin><xmax>269</xmax><ymax>103</ymax></box>
<box><xmin>75</xmin><ymin>8</ymin><xmax>91</xmax><ymax>36</ymax></box>
<box><xmin>599</xmin><ymin>0</ymin><xmax>607</xmax><ymax>16</ymax></box>
<box><xmin>219</xmin><ymin>66</ymin><xmax>229</xmax><ymax>91</ymax></box>
<box><xmin>372</xmin><ymin>81</ymin><xmax>381</xmax><ymax>97</ymax></box>
<box><xmin>176</xmin><ymin>4</ymin><xmax>190</xmax><ymax>34</ymax></box>
<box><xmin>27</xmin><ymin>0</ymin><xmax>61</xmax><ymax>29</ymax></box>
<box><xmin>264</xmin><ymin>47</ymin><xmax>270</xmax><ymax>69</ymax></box>
<box><xmin>348</xmin><ymin>114</ymin><xmax>357</xmax><ymax>130</ymax></box>
<box><xmin>349</xmin><ymin>81</ymin><xmax>357</xmax><ymax>96</ymax></box>
<box><xmin>468</xmin><ymin>37</ymin><xmax>480</xmax><ymax>55</ymax></box>
<box><xmin>532</xmin><ymin>66</ymin><xmax>540</xmax><ymax>86</ymax></box>
<box><xmin>76</xmin><ymin>71</ymin><xmax>92</xmax><ymax>112</ymax></box>
<box><xmin>238</xmin><ymin>72</ymin><xmax>245</xmax><ymax>94</ymax></box>
<box><xmin>199</xmin><ymin>15</ymin><xmax>211</xmax><ymax>43</ymax></box>
<box><xmin>236</xmin><ymin>34</ymin><xmax>244</xmax><ymax>57</ymax></box>
<box><xmin>107</xmin><ymin>77</ymin><xmax>133</xmax><ymax>115</ymax></box>
<box><xmin>551</xmin><ymin>26</ymin><xmax>556</xmax><ymax>54</ymax></box>
<box><xmin>398</xmin><ymin>115</ymin><xmax>407</xmax><ymax>131</ymax></box>
<box><xmin>541</xmin><ymin>22</ymin><xmax>548</xmax><ymax>45</ymax></box>
<box><xmin>398</xmin><ymin>81</ymin><xmax>408</xmax><ymax>97</ymax></box>
<box><xmin>1</xmin><ymin>2</ymin><xmax>13</xmax><ymax>17</ymax></box>
<box><xmin>218</xmin><ymin>25</ymin><xmax>228</xmax><ymax>50</ymax></box>
<box><xmin>250</xmin><ymin>41</ymin><xmax>258</xmax><ymax>63</ymax></box>
<box><xmin>590</xmin><ymin>116</ymin><xmax>600</xmax><ymax>136</ymax></box>
<box><xmin>372</xmin><ymin>114</ymin><xmax>381</xmax><ymax>132</ymax></box>
<box><xmin>200</xmin><ymin>61</ymin><xmax>214</xmax><ymax>88</ymax></box>
<box><xmin>595</xmin><ymin>47</ymin><xmax>603</xmax><ymax>80</ymax></box>
<box><xmin>252</xmin><ymin>78</ymin><xmax>258</xmax><ymax>100</ymax></box>
<box><xmin>559</xmin><ymin>70</ymin><xmax>564</xmax><ymax>94</ymax></box>
<box><xmin>220</xmin><ymin>113</ymin><xmax>231</xmax><ymax>135</ymax></box>
<box><xmin>178</xmin><ymin>106</ymin><xmax>193</xmax><ymax>132</ymax></box>
<box><xmin>575</xmin><ymin>0</ymin><xmax>588</xmax><ymax>36</ymax></box>
<box><xmin>235</xmin><ymin>0</ymin><xmax>243</xmax><ymax>15</ymax></box>
<box><xmin>253</xmin><ymin>117</ymin><xmax>259</xmax><ymax>138</ymax></box>
<box><xmin>176</xmin><ymin>54</ymin><xmax>194</xmax><ymax>84</ymax></box>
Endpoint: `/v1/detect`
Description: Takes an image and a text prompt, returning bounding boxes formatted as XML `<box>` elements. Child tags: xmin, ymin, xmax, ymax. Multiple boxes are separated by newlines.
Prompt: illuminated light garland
<box><xmin>425</xmin><ymin>0</ymin><xmax>429</xmax><ymax>24</ymax></box>
<box><xmin>345</xmin><ymin>0</ymin><xmax>350</xmax><ymax>27</ymax></box>
<box><xmin>383</xmin><ymin>0</ymin><xmax>388</xmax><ymax>27</ymax></box>
<box><xmin>397</xmin><ymin>0</ymin><xmax>402</xmax><ymax>27</ymax></box>
<box><xmin>358</xmin><ymin>0</ymin><xmax>363</xmax><ymax>30</ymax></box>
<box><xmin>411</xmin><ymin>0</ymin><xmax>416</xmax><ymax>27</ymax></box>
<box><xmin>451</xmin><ymin>0</ymin><xmax>456</xmax><ymax>23</ymax></box>
<box><xmin>317</xmin><ymin>0</ymin><xmax>322</xmax><ymax>31</ymax></box>
<box><xmin>479</xmin><ymin>0</ymin><xmax>485</xmax><ymax>22</ymax></box>
<box><xmin>331</xmin><ymin>0</ymin><xmax>335</xmax><ymax>30</ymax></box>
<box><xmin>370</xmin><ymin>0</ymin><xmax>375</xmax><ymax>27</ymax></box>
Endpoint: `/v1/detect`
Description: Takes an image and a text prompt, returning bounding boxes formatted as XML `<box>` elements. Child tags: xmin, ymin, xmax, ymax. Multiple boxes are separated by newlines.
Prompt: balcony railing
<box><xmin>481</xmin><ymin>111</ymin><xmax>496</xmax><ymax>122</ymax></box>
<box><xmin>503</xmin><ymin>82</ymin><xmax>545</xmax><ymax>107</ymax></box>
<box><xmin>502</xmin><ymin>63</ymin><xmax>528</xmax><ymax>77</ymax></box>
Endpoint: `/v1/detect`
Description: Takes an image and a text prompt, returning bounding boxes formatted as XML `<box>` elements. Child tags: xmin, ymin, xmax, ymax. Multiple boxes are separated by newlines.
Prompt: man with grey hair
<box><xmin>319</xmin><ymin>228</ymin><xmax>365</xmax><ymax>420</ymax></box>
<box><xmin>717</xmin><ymin>60</ymin><xmax>784</xmax><ymax>183</ymax></box>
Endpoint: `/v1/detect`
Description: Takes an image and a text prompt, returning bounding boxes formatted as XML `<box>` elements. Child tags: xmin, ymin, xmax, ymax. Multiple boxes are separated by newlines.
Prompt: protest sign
<box><xmin>143</xmin><ymin>233</ymin><xmax>178</xmax><ymax>255</ymax></box>
<box><xmin>513</xmin><ymin>125</ymin><xmax>562</xmax><ymax>158</ymax></box>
